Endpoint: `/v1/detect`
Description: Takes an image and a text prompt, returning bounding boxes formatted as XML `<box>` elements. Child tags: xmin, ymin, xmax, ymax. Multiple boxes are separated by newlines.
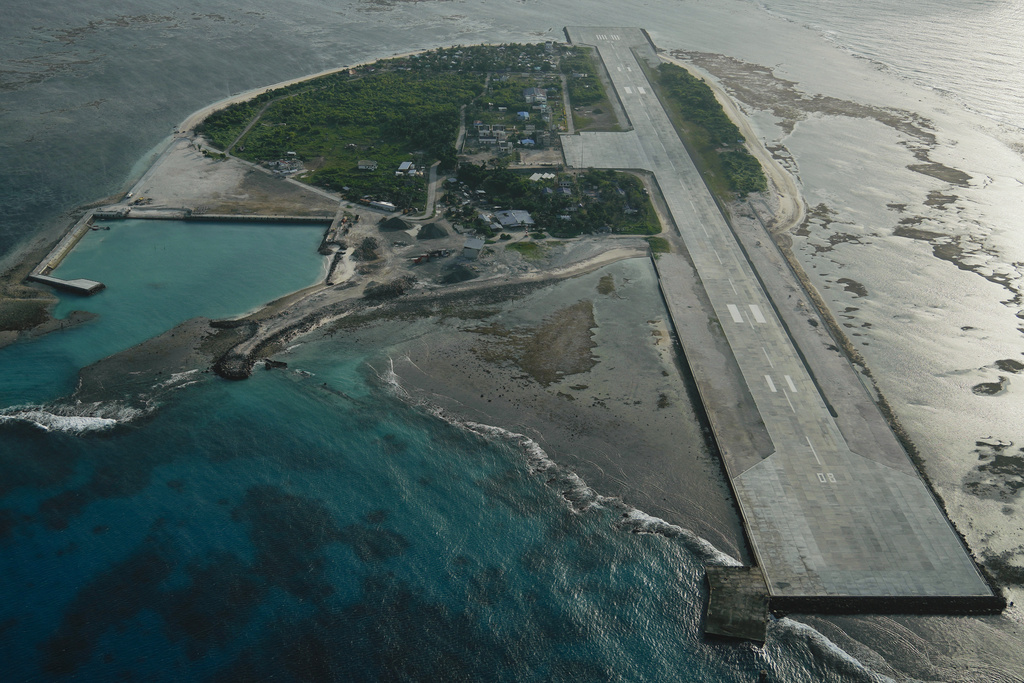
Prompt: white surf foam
<box><xmin>771</xmin><ymin>617</ymin><xmax>897</xmax><ymax>683</ymax></box>
<box><xmin>0</xmin><ymin>410</ymin><xmax>118</xmax><ymax>433</ymax></box>
<box><xmin>155</xmin><ymin>368</ymin><xmax>200</xmax><ymax>389</ymax></box>
<box><xmin>378</xmin><ymin>357</ymin><xmax>743</xmax><ymax>567</ymax></box>
<box><xmin>0</xmin><ymin>401</ymin><xmax>147</xmax><ymax>434</ymax></box>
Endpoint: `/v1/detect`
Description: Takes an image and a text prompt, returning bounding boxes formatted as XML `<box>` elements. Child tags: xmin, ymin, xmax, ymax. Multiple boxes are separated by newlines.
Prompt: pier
<box><xmin>28</xmin><ymin>211</ymin><xmax>106</xmax><ymax>295</ymax></box>
<box><xmin>564</xmin><ymin>27</ymin><xmax>999</xmax><ymax>615</ymax></box>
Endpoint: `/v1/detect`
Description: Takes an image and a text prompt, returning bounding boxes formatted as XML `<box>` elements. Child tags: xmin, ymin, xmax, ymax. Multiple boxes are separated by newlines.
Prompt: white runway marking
<box><xmin>785</xmin><ymin>375</ymin><xmax>797</xmax><ymax>393</ymax></box>
<box><xmin>765</xmin><ymin>375</ymin><xmax>777</xmax><ymax>392</ymax></box>
<box><xmin>624</xmin><ymin>86</ymin><xmax>633</xmax><ymax>94</ymax></box>
<box><xmin>727</xmin><ymin>304</ymin><xmax>743</xmax><ymax>323</ymax></box>
<box><xmin>783</xmin><ymin>389</ymin><xmax>795</xmax><ymax>413</ymax></box>
<box><xmin>749</xmin><ymin>304</ymin><xmax>766</xmax><ymax>324</ymax></box>
<box><xmin>728</xmin><ymin>278</ymin><xmax>738</xmax><ymax>295</ymax></box>
<box><xmin>807</xmin><ymin>437</ymin><xmax>823</xmax><ymax>466</ymax></box>
<box><xmin>638</xmin><ymin>86</ymin><xmax>647</xmax><ymax>95</ymax></box>
<box><xmin>762</xmin><ymin>347</ymin><xmax>774</xmax><ymax>368</ymax></box>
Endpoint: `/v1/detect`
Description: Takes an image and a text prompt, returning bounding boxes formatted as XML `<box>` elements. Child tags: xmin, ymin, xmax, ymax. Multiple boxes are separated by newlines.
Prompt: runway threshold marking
<box><xmin>765</xmin><ymin>375</ymin><xmax>777</xmax><ymax>392</ymax></box>
<box><xmin>749</xmin><ymin>304</ymin><xmax>766</xmax><ymax>324</ymax></box>
<box><xmin>727</xmin><ymin>304</ymin><xmax>743</xmax><ymax>324</ymax></box>
<box><xmin>785</xmin><ymin>375</ymin><xmax>798</xmax><ymax>393</ymax></box>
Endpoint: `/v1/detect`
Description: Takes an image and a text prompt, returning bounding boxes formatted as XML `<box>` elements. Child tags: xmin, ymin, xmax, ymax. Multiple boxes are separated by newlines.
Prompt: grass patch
<box><xmin>645</xmin><ymin>236</ymin><xmax>671</xmax><ymax>254</ymax></box>
<box><xmin>506</xmin><ymin>241</ymin><xmax>547</xmax><ymax>260</ymax></box>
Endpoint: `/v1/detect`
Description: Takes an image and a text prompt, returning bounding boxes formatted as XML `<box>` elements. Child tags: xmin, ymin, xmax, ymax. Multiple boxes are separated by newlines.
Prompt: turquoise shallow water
<box><xmin>0</xmin><ymin>219</ymin><xmax>326</xmax><ymax>405</ymax></box>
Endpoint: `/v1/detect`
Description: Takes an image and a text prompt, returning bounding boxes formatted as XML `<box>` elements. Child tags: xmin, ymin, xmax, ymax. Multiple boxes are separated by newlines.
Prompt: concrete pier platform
<box><xmin>26</xmin><ymin>274</ymin><xmax>104</xmax><ymax>295</ymax></box>
<box><xmin>564</xmin><ymin>26</ymin><xmax>999</xmax><ymax>612</ymax></box>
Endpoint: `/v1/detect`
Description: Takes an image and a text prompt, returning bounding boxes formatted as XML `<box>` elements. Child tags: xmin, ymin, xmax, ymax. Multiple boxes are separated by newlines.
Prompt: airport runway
<box><xmin>565</xmin><ymin>27</ymin><xmax>993</xmax><ymax>602</ymax></box>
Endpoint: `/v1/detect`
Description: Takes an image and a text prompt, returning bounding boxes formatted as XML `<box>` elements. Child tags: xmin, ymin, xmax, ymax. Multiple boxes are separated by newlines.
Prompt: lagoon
<box><xmin>0</xmin><ymin>219</ymin><xmax>326</xmax><ymax>406</ymax></box>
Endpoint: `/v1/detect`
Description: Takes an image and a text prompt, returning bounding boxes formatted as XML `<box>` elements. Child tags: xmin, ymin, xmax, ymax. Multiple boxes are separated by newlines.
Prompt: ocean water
<box><xmin>3</xmin><ymin>0</ymin><xmax>1024</xmax><ymax>680</ymax></box>
<box><xmin>0</xmin><ymin>315</ymin><xmax>878</xmax><ymax>682</ymax></box>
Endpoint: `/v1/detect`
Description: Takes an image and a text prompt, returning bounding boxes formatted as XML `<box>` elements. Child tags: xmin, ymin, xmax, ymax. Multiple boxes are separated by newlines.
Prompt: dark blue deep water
<box><xmin>0</xmin><ymin>359</ymin><xmax>763</xmax><ymax>681</ymax></box>
<box><xmin>9</xmin><ymin>0</ymin><xmax>1022</xmax><ymax>680</ymax></box>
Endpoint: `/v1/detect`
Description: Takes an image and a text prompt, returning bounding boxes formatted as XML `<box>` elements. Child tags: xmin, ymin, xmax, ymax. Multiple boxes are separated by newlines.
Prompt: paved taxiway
<box><xmin>564</xmin><ymin>27</ymin><xmax>992</xmax><ymax>601</ymax></box>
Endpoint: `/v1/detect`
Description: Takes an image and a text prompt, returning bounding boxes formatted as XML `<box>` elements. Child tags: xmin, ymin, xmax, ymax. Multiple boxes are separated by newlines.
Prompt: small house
<box><xmin>358</xmin><ymin>160</ymin><xmax>378</xmax><ymax>171</ymax></box>
<box><xmin>494</xmin><ymin>210</ymin><xmax>535</xmax><ymax>229</ymax></box>
<box><xmin>463</xmin><ymin>237</ymin><xmax>485</xmax><ymax>260</ymax></box>
<box><xmin>523</xmin><ymin>87</ymin><xmax>547</xmax><ymax>104</ymax></box>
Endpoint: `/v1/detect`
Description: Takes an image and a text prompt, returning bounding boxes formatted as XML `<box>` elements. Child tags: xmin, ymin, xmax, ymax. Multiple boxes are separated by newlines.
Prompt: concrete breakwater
<box><xmin>27</xmin><ymin>211</ymin><xmax>106</xmax><ymax>295</ymax></box>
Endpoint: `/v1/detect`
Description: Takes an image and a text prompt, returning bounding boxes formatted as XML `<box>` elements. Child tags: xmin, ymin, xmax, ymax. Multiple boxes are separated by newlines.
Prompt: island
<box><xmin>1</xmin><ymin>26</ymin><xmax>1004</xmax><ymax>641</ymax></box>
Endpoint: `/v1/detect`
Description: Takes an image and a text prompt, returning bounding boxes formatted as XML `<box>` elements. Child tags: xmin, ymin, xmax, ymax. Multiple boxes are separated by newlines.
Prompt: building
<box><xmin>396</xmin><ymin>161</ymin><xmax>416</xmax><ymax>176</ymax></box>
<box><xmin>517</xmin><ymin>111</ymin><xmax>530</xmax><ymax>121</ymax></box>
<box><xmin>462</xmin><ymin>237</ymin><xmax>485</xmax><ymax>259</ymax></box>
<box><xmin>494</xmin><ymin>210</ymin><xmax>535</xmax><ymax>229</ymax></box>
<box><xmin>358</xmin><ymin>160</ymin><xmax>378</xmax><ymax>171</ymax></box>
<box><xmin>523</xmin><ymin>87</ymin><xmax>547</xmax><ymax>104</ymax></box>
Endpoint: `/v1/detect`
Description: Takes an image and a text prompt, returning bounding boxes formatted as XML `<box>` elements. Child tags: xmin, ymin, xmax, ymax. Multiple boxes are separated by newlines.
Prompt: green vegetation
<box><xmin>204</xmin><ymin>70</ymin><xmax>482</xmax><ymax>208</ymax></box>
<box><xmin>653</xmin><ymin>63</ymin><xmax>767</xmax><ymax>197</ymax></box>
<box><xmin>391</xmin><ymin>43</ymin><xmax>558</xmax><ymax>73</ymax></box>
<box><xmin>645</xmin><ymin>236</ymin><xmax>671</xmax><ymax>254</ymax></box>
<box><xmin>506</xmin><ymin>241</ymin><xmax>546</xmax><ymax>260</ymax></box>
<box><xmin>199</xmin><ymin>95</ymin><xmax>276</xmax><ymax>150</ymax></box>
<box><xmin>451</xmin><ymin>167</ymin><xmax>660</xmax><ymax>238</ymax></box>
<box><xmin>198</xmin><ymin>42</ymin><xmax>576</xmax><ymax>210</ymax></box>
<box><xmin>560</xmin><ymin>48</ymin><xmax>606</xmax><ymax>107</ymax></box>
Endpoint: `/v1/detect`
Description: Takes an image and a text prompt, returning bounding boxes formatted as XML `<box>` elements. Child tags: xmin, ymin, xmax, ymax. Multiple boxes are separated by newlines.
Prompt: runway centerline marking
<box><xmin>807</xmin><ymin>437</ymin><xmax>823</xmax><ymax>466</ymax></box>
<box><xmin>762</xmin><ymin>347</ymin><xmax>774</xmax><ymax>368</ymax></box>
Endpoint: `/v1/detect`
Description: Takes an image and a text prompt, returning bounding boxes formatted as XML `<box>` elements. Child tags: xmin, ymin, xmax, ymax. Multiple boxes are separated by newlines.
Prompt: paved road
<box><xmin>566</xmin><ymin>27</ymin><xmax>991</xmax><ymax>600</ymax></box>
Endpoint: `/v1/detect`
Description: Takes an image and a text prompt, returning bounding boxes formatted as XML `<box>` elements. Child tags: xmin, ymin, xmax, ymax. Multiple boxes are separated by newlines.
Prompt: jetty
<box><xmin>27</xmin><ymin>211</ymin><xmax>105</xmax><ymax>295</ymax></box>
<box><xmin>564</xmin><ymin>26</ymin><xmax>1000</xmax><ymax>617</ymax></box>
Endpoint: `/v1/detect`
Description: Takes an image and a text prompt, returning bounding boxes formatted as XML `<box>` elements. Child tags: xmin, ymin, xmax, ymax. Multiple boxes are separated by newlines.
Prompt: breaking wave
<box><xmin>155</xmin><ymin>368</ymin><xmax>200</xmax><ymax>390</ymax></box>
<box><xmin>769</xmin><ymin>617</ymin><xmax>896</xmax><ymax>683</ymax></box>
<box><xmin>0</xmin><ymin>400</ymin><xmax>147</xmax><ymax>434</ymax></box>
<box><xmin>376</xmin><ymin>356</ymin><xmax>742</xmax><ymax>568</ymax></box>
